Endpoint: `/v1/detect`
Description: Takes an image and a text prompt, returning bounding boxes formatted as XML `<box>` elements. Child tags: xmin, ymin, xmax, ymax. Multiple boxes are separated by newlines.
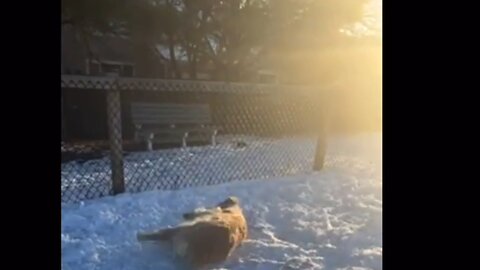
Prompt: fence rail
<box><xmin>61</xmin><ymin>75</ymin><xmax>329</xmax><ymax>204</ymax></box>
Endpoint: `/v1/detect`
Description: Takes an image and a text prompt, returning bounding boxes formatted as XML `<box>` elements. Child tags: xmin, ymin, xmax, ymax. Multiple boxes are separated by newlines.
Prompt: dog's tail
<box><xmin>137</xmin><ymin>227</ymin><xmax>178</xmax><ymax>242</ymax></box>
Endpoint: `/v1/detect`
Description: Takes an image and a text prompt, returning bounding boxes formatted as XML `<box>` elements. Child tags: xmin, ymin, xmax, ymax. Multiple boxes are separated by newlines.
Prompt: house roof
<box><xmin>62</xmin><ymin>28</ymin><xmax>134</xmax><ymax>63</ymax></box>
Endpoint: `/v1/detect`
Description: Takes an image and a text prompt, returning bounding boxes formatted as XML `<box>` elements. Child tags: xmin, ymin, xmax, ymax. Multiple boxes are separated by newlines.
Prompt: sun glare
<box><xmin>370</xmin><ymin>0</ymin><xmax>383</xmax><ymax>32</ymax></box>
<box><xmin>341</xmin><ymin>0</ymin><xmax>382</xmax><ymax>37</ymax></box>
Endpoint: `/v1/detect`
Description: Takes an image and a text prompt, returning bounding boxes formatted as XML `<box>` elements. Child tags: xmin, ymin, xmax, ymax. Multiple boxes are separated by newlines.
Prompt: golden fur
<box><xmin>137</xmin><ymin>197</ymin><xmax>248</xmax><ymax>268</ymax></box>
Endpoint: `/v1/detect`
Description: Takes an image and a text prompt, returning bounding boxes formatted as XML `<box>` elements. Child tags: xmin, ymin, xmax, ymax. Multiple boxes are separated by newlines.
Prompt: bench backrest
<box><xmin>131</xmin><ymin>103</ymin><xmax>213</xmax><ymax>126</ymax></box>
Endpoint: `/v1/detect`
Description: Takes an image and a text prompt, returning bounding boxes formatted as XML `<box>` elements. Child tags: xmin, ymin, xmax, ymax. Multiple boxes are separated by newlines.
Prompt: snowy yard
<box><xmin>62</xmin><ymin>136</ymin><xmax>318</xmax><ymax>202</ymax></box>
<box><xmin>61</xmin><ymin>133</ymin><xmax>382</xmax><ymax>270</ymax></box>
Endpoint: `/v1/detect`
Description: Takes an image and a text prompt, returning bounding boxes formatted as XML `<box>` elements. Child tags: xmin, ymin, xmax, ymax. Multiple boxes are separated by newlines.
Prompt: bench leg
<box><xmin>211</xmin><ymin>129</ymin><xmax>218</xmax><ymax>146</ymax></box>
<box><xmin>182</xmin><ymin>132</ymin><xmax>189</xmax><ymax>148</ymax></box>
<box><xmin>146</xmin><ymin>132</ymin><xmax>154</xmax><ymax>151</ymax></box>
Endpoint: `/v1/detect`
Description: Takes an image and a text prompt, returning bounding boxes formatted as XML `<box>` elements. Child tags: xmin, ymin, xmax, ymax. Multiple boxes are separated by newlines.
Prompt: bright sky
<box><xmin>341</xmin><ymin>0</ymin><xmax>382</xmax><ymax>37</ymax></box>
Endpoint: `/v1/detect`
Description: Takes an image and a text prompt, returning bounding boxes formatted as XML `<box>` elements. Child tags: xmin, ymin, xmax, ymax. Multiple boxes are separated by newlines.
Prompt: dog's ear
<box><xmin>228</xmin><ymin>197</ymin><xmax>239</xmax><ymax>205</ymax></box>
<box><xmin>227</xmin><ymin>196</ymin><xmax>239</xmax><ymax>204</ymax></box>
<box><xmin>218</xmin><ymin>196</ymin><xmax>239</xmax><ymax>208</ymax></box>
<box><xmin>183</xmin><ymin>212</ymin><xmax>195</xmax><ymax>220</ymax></box>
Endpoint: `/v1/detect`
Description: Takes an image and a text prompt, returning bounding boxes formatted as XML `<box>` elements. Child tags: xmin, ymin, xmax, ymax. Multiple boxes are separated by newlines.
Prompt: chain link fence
<box><xmin>61</xmin><ymin>76</ymin><xmax>328</xmax><ymax>204</ymax></box>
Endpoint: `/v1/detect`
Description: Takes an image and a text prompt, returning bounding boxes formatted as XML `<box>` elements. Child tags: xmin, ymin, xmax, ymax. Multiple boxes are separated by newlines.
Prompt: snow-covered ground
<box><xmin>61</xmin><ymin>133</ymin><xmax>382</xmax><ymax>270</ymax></box>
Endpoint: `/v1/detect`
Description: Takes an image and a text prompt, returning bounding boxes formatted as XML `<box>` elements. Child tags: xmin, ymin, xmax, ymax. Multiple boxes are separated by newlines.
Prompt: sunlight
<box><xmin>341</xmin><ymin>0</ymin><xmax>382</xmax><ymax>37</ymax></box>
<box><xmin>368</xmin><ymin>0</ymin><xmax>383</xmax><ymax>32</ymax></box>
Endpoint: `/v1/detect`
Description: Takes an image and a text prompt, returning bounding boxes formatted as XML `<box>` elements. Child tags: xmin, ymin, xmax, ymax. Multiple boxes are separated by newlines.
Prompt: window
<box><xmin>121</xmin><ymin>65</ymin><xmax>134</xmax><ymax>77</ymax></box>
<box><xmin>101</xmin><ymin>63</ymin><xmax>121</xmax><ymax>74</ymax></box>
<box><xmin>86</xmin><ymin>60</ymin><xmax>135</xmax><ymax>77</ymax></box>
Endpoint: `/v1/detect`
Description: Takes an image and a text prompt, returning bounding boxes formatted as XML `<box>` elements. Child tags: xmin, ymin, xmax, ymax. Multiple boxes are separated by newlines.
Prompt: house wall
<box><xmin>62</xmin><ymin>27</ymin><xmax>170</xmax><ymax>78</ymax></box>
<box><xmin>61</xmin><ymin>28</ymin><xmax>89</xmax><ymax>75</ymax></box>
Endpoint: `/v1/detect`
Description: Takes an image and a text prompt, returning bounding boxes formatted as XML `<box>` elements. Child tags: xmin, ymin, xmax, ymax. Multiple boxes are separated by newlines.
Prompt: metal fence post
<box><xmin>313</xmin><ymin>123</ymin><xmax>327</xmax><ymax>170</ymax></box>
<box><xmin>106</xmin><ymin>75</ymin><xmax>125</xmax><ymax>194</ymax></box>
<box><xmin>61</xmin><ymin>91</ymin><xmax>65</xmax><ymax>141</ymax></box>
<box><xmin>313</xmin><ymin>92</ymin><xmax>329</xmax><ymax>171</ymax></box>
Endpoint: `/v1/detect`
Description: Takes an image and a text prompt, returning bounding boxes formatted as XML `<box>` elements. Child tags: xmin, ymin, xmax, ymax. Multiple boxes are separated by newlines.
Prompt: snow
<box><xmin>61</xmin><ymin>133</ymin><xmax>382</xmax><ymax>270</ymax></box>
<box><xmin>62</xmin><ymin>136</ymin><xmax>318</xmax><ymax>203</ymax></box>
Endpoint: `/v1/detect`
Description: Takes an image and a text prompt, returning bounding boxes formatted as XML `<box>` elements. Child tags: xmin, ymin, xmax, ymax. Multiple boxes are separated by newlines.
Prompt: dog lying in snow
<box><xmin>137</xmin><ymin>197</ymin><xmax>248</xmax><ymax>268</ymax></box>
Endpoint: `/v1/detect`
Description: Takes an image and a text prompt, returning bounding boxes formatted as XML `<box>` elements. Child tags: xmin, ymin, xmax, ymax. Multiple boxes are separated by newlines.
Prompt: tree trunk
<box><xmin>168</xmin><ymin>36</ymin><xmax>181</xmax><ymax>79</ymax></box>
